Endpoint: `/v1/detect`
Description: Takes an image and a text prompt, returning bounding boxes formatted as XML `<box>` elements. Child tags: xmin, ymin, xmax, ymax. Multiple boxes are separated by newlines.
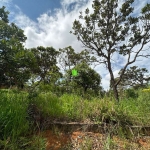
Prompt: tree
<box><xmin>65</xmin><ymin>62</ymin><xmax>102</xmax><ymax>95</ymax></box>
<box><xmin>118</xmin><ymin>66</ymin><xmax>150</xmax><ymax>89</ymax></box>
<box><xmin>58</xmin><ymin>46</ymin><xmax>99</xmax><ymax>94</ymax></box>
<box><xmin>71</xmin><ymin>0</ymin><xmax>150</xmax><ymax>101</ymax></box>
<box><xmin>30</xmin><ymin>46</ymin><xmax>61</xmax><ymax>84</ymax></box>
<box><xmin>0</xmin><ymin>6</ymin><xmax>30</xmax><ymax>88</ymax></box>
<box><xmin>58</xmin><ymin>46</ymin><xmax>91</xmax><ymax>72</ymax></box>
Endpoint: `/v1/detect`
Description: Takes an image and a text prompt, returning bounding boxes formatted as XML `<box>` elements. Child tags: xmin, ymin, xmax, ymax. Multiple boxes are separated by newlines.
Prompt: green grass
<box><xmin>0</xmin><ymin>88</ymin><xmax>150</xmax><ymax>149</ymax></box>
<box><xmin>0</xmin><ymin>90</ymin><xmax>29</xmax><ymax>138</ymax></box>
<box><xmin>30</xmin><ymin>90</ymin><xmax>150</xmax><ymax>126</ymax></box>
<box><xmin>0</xmin><ymin>89</ymin><xmax>29</xmax><ymax>149</ymax></box>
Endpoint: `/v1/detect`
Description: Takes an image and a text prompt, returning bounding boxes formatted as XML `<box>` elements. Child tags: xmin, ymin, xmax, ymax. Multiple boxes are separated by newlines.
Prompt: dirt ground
<box><xmin>41</xmin><ymin>130</ymin><xmax>150</xmax><ymax>150</ymax></box>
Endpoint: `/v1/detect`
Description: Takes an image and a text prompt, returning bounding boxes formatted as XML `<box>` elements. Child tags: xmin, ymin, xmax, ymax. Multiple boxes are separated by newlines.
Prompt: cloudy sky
<box><xmin>0</xmin><ymin>0</ymin><xmax>150</xmax><ymax>90</ymax></box>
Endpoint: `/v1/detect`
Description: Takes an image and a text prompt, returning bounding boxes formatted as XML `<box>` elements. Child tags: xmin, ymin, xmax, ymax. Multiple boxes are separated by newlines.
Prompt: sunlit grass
<box><xmin>1</xmin><ymin>88</ymin><xmax>150</xmax><ymax>149</ymax></box>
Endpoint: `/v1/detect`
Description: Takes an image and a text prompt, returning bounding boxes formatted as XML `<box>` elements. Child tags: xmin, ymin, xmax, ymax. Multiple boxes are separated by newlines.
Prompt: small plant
<box><xmin>104</xmin><ymin>134</ymin><xmax>114</xmax><ymax>150</ymax></box>
<box><xmin>30</xmin><ymin>135</ymin><xmax>46</xmax><ymax>150</ymax></box>
<box><xmin>80</xmin><ymin>137</ymin><xmax>93</xmax><ymax>150</ymax></box>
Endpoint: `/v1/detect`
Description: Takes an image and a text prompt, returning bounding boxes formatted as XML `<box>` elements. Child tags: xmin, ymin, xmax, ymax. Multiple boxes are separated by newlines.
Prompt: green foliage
<box><xmin>118</xmin><ymin>66</ymin><xmax>150</xmax><ymax>89</ymax></box>
<box><xmin>33</xmin><ymin>92</ymin><xmax>62</xmax><ymax>118</ymax></box>
<box><xmin>27</xmin><ymin>90</ymin><xmax>150</xmax><ymax>127</ymax></box>
<box><xmin>73</xmin><ymin>62</ymin><xmax>102</xmax><ymax>92</ymax></box>
<box><xmin>59</xmin><ymin>46</ymin><xmax>79</xmax><ymax>71</ymax></box>
<box><xmin>58</xmin><ymin>46</ymin><xmax>94</xmax><ymax>74</ymax></box>
<box><xmin>63</xmin><ymin>62</ymin><xmax>103</xmax><ymax>97</ymax></box>
<box><xmin>1</xmin><ymin>88</ymin><xmax>150</xmax><ymax>149</ymax></box>
<box><xmin>71</xmin><ymin>0</ymin><xmax>150</xmax><ymax>101</ymax></box>
<box><xmin>30</xmin><ymin>46</ymin><xmax>61</xmax><ymax>85</ymax></box>
<box><xmin>28</xmin><ymin>135</ymin><xmax>46</xmax><ymax>150</ymax></box>
<box><xmin>0</xmin><ymin>6</ymin><xmax>32</xmax><ymax>88</ymax></box>
<box><xmin>0</xmin><ymin>90</ymin><xmax>29</xmax><ymax>140</ymax></box>
<box><xmin>0</xmin><ymin>89</ymin><xmax>48</xmax><ymax>149</ymax></box>
<box><xmin>125</xmin><ymin>88</ymin><xmax>138</xmax><ymax>99</ymax></box>
<box><xmin>0</xmin><ymin>6</ymin><xmax>9</xmax><ymax>23</ymax></box>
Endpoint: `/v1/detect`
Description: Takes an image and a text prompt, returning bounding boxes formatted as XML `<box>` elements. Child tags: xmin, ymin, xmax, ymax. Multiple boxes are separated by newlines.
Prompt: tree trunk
<box><xmin>112</xmin><ymin>84</ymin><xmax>119</xmax><ymax>102</ymax></box>
<box><xmin>107</xmin><ymin>58</ymin><xmax>119</xmax><ymax>102</ymax></box>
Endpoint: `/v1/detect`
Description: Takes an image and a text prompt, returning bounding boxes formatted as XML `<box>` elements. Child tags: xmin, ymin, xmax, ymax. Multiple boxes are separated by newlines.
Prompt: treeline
<box><xmin>1</xmin><ymin>0</ymin><xmax>150</xmax><ymax>101</ymax></box>
<box><xmin>0</xmin><ymin>6</ymin><xmax>103</xmax><ymax>97</ymax></box>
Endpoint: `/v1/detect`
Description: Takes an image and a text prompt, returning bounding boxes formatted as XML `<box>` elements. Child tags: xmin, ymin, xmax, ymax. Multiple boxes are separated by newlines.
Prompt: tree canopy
<box><xmin>30</xmin><ymin>46</ymin><xmax>61</xmax><ymax>85</ymax></box>
<box><xmin>64</xmin><ymin>62</ymin><xmax>102</xmax><ymax>96</ymax></box>
<box><xmin>0</xmin><ymin>6</ymin><xmax>30</xmax><ymax>88</ymax></box>
<box><xmin>118</xmin><ymin>66</ymin><xmax>150</xmax><ymax>89</ymax></box>
<box><xmin>71</xmin><ymin>0</ymin><xmax>150</xmax><ymax>101</ymax></box>
<box><xmin>73</xmin><ymin>62</ymin><xmax>102</xmax><ymax>93</ymax></box>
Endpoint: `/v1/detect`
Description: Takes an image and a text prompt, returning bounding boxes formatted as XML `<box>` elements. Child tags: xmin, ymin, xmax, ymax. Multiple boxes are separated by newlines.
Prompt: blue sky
<box><xmin>0</xmin><ymin>0</ymin><xmax>150</xmax><ymax>90</ymax></box>
<box><xmin>11</xmin><ymin>0</ymin><xmax>61</xmax><ymax>21</ymax></box>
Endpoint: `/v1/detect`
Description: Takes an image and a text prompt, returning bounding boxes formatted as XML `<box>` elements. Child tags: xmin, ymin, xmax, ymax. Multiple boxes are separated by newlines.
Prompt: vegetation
<box><xmin>118</xmin><ymin>66</ymin><xmax>150</xmax><ymax>89</ymax></box>
<box><xmin>0</xmin><ymin>1</ymin><xmax>150</xmax><ymax>149</ymax></box>
<box><xmin>1</xmin><ymin>88</ymin><xmax>150</xmax><ymax>149</ymax></box>
<box><xmin>29</xmin><ymin>46</ymin><xmax>61</xmax><ymax>85</ymax></box>
<box><xmin>71</xmin><ymin>0</ymin><xmax>150</xmax><ymax>101</ymax></box>
<box><xmin>64</xmin><ymin>62</ymin><xmax>103</xmax><ymax>96</ymax></box>
<box><xmin>0</xmin><ymin>6</ymin><xmax>31</xmax><ymax>89</ymax></box>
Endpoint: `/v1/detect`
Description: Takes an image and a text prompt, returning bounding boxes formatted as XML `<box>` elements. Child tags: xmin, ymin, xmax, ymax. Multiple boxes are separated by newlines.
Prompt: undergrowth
<box><xmin>0</xmin><ymin>88</ymin><xmax>150</xmax><ymax>149</ymax></box>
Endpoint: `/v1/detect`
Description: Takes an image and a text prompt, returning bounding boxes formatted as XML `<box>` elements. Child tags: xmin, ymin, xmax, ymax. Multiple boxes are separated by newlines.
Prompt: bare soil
<box><xmin>41</xmin><ymin>130</ymin><xmax>150</xmax><ymax>150</ymax></box>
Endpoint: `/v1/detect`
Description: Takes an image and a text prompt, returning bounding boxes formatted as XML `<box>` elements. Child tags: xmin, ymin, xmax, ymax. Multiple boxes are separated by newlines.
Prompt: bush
<box><xmin>125</xmin><ymin>88</ymin><xmax>138</xmax><ymax>99</ymax></box>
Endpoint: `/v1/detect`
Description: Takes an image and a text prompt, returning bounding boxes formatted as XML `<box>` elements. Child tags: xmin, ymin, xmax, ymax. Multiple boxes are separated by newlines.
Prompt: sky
<box><xmin>0</xmin><ymin>0</ymin><xmax>150</xmax><ymax>90</ymax></box>
<box><xmin>10</xmin><ymin>0</ymin><xmax>61</xmax><ymax>21</ymax></box>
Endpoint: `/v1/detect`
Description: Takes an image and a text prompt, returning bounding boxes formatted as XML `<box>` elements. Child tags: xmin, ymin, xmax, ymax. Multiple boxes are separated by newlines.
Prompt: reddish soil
<box><xmin>41</xmin><ymin>130</ymin><xmax>150</xmax><ymax>150</ymax></box>
<box><xmin>137</xmin><ymin>138</ymin><xmax>150</xmax><ymax>149</ymax></box>
<box><xmin>42</xmin><ymin>130</ymin><xmax>70</xmax><ymax>150</ymax></box>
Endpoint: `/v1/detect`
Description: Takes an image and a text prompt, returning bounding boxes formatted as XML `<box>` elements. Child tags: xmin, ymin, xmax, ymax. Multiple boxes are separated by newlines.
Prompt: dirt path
<box><xmin>41</xmin><ymin>130</ymin><xmax>150</xmax><ymax>150</ymax></box>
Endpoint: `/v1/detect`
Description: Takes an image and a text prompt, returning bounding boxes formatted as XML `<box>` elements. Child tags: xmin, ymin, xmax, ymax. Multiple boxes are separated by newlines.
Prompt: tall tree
<box><xmin>71</xmin><ymin>0</ymin><xmax>150</xmax><ymax>101</ymax></box>
<box><xmin>0</xmin><ymin>6</ymin><xmax>30</xmax><ymax>88</ymax></box>
<box><xmin>74</xmin><ymin>62</ymin><xmax>102</xmax><ymax>93</ymax></box>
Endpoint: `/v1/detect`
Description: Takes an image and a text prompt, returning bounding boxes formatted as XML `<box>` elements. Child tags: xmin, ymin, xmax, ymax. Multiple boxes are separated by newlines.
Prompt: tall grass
<box><xmin>118</xmin><ymin>88</ymin><xmax>150</xmax><ymax>126</ymax></box>
<box><xmin>0</xmin><ymin>87</ymin><xmax>150</xmax><ymax>149</ymax></box>
<box><xmin>0</xmin><ymin>90</ymin><xmax>29</xmax><ymax>139</ymax></box>
<box><xmin>31</xmin><ymin>90</ymin><xmax>150</xmax><ymax>126</ymax></box>
<box><xmin>0</xmin><ymin>89</ymin><xmax>29</xmax><ymax>149</ymax></box>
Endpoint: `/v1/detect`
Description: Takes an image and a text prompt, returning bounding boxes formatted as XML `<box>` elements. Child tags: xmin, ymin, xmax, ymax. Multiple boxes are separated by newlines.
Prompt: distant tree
<box><xmin>0</xmin><ymin>6</ymin><xmax>31</xmax><ymax>88</ymax></box>
<box><xmin>65</xmin><ymin>62</ymin><xmax>102</xmax><ymax>95</ymax></box>
<box><xmin>71</xmin><ymin>0</ymin><xmax>150</xmax><ymax>101</ymax></box>
<box><xmin>118</xmin><ymin>66</ymin><xmax>150</xmax><ymax>89</ymax></box>
<box><xmin>59</xmin><ymin>46</ymin><xmax>78</xmax><ymax>71</ymax></box>
<box><xmin>30</xmin><ymin>46</ymin><xmax>61</xmax><ymax>84</ymax></box>
<box><xmin>58</xmin><ymin>46</ymin><xmax>91</xmax><ymax>72</ymax></box>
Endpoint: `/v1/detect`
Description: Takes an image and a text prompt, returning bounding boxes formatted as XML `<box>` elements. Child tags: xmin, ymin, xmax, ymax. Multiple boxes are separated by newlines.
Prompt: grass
<box><xmin>0</xmin><ymin>89</ymin><xmax>29</xmax><ymax>149</ymax></box>
<box><xmin>0</xmin><ymin>89</ymin><xmax>29</xmax><ymax>138</ymax></box>
<box><xmin>0</xmin><ymin>88</ymin><xmax>150</xmax><ymax>149</ymax></box>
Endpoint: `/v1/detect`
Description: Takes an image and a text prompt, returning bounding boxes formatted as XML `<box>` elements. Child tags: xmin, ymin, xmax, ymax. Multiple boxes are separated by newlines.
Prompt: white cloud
<box><xmin>9</xmin><ymin>0</ymin><xmax>94</xmax><ymax>53</ymax></box>
<box><xmin>0</xmin><ymin>0</ymin><xmax>11</xmax><ymax>6</ymax></box>
<box><xmin>61</xmin><ymin>0</ymin><xmax>89</xmax><ymax>10</ymax></box>
<box><xmin>10</xmin><ymin>3</ymin><xmax>82</xmax><ymax>50</ymax></box>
